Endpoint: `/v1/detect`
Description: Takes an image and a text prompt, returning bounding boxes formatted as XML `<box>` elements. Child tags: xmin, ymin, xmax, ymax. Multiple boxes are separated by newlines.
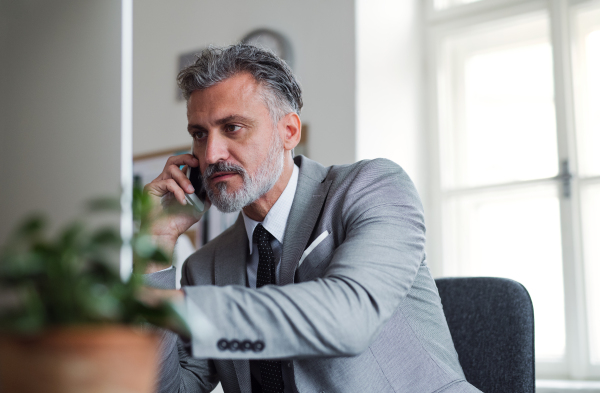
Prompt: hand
<box><xmin>142</xmin><ymin>154</ymin><xmax>210</xmax><ymax>272</ymax></box>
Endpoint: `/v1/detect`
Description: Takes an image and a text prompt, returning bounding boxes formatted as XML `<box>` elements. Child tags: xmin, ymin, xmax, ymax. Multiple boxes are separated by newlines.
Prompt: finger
<box><xmin>163</xmin><ymin>179</ymin><xmax>188</xmax><ymax>205</ymax></box>
<box><xmin>158</xmin><ymin>155</ymin><xmax>199</xmax><ymax>182</ymax></box>
<box><xmin>147</xmin><ymin>179</ymin><xmax>188</xmax><ymax>205</ymax></box>
<box><xmin>166</xmin><ymin>164</ymin><xmax>195</xmax><ymax>194</ymax></box>
<box><xmin>165</xmin><ymin>154</ymin><xmax>198</xmax><ymax>171</ymax></box>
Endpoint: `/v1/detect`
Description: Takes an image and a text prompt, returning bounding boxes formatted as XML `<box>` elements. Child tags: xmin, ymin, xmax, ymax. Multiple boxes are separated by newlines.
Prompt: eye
<box><xmin>191</xmin><ymin>131</ymin><xmax>207</xmax><ymax>141</ymax></box>
<box><xmin>225</xmin><ymin>124</ymin><xmax>242</xmax><ymax>133</ymax></box>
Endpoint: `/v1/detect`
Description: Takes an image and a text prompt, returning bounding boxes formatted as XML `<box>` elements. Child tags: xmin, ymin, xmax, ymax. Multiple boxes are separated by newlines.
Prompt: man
<box><xmin>143</xmin><ymin>45</ymin><xmax>480</xmax><ymax>393</ymax></box>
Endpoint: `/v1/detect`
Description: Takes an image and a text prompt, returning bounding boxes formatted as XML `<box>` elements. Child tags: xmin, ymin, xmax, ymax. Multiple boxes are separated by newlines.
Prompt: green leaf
<box><xmin>15</xmin><ymin>214</ymin><xmax>46</xmax><ymax>239</ymax></box>
<box><xmin>132</xmin><ymin>234</ymin><xmax>167</xmax><ymax>261</ymax></box>
<box><xmin>59</xmin><ymin>221</ymin><xmax>86</xmax><ymax>247</ymax></box>
<box><xmin>90</xmin><ymin>227</ymin><xmax>122</xmax><ymax>247</ymax></box>
<box><xmin>0</xmin><ymin>188</ymin><xmax>182</xmax><ymax>333</ymax></box>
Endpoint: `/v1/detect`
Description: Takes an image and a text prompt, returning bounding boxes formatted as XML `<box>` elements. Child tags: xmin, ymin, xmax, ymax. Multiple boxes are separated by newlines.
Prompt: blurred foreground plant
<box><xmin>0</xmin><ymin>185</ymin><xmax>188</xmax><ymax>337</ymax></box>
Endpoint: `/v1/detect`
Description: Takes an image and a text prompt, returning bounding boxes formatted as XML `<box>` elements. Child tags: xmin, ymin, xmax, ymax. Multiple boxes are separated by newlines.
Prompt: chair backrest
<box><xmin>435</xmin><ymin>277</ymin><xmax>535</xmax><ymax>393</ymax></box>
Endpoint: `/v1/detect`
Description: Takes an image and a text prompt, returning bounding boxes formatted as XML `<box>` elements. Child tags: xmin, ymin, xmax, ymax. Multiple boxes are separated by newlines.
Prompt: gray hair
<box><xmin>177</xmin><ymin>44</ymin><xmax>303</xmax><ymax>125</ymax></box>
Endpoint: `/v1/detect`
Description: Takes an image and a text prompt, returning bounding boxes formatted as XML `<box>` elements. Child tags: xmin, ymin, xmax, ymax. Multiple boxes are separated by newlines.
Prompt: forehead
<box><xmin>186</xmin><ymin>73</ymin><xmax>269</xmax><ymax>122</ymax></box>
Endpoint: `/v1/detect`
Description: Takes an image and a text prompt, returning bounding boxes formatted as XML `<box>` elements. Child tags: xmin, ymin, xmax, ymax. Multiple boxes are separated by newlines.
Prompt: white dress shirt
<box><xmin>241</xmin><ymin>163</ymin><xmax>299</xmax><ymax>393</ymax></box>
<box><xmin>242</xmin><ymin>163</ymin><xmax>299</xmax><ymax>289</ymax></box>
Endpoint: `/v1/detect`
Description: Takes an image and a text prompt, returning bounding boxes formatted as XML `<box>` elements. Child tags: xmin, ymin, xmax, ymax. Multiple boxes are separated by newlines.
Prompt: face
<box><xmin>187</xmin><ymin>73</ymin><xmax>285</xmax><ymax>212</ymax></box>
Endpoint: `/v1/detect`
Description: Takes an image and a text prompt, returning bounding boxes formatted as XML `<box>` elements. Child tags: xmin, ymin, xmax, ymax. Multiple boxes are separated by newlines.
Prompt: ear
<box><xmin>279</xmin><ymin>112</ymin><xmax>302</xmax><ymax>152</ymax></box>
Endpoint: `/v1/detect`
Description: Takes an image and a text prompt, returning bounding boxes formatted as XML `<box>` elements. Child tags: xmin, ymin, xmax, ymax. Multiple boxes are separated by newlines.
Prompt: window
<box><xmin>427</xmin><ymin>0</ymin><xmax>600</xmax><ymax>380</ymax></box>
<box><xmin>434</xmin><ymin>0</ymin><xmax>483</xmax><ymax>10</ymax></box>
<box><xmin>573</xmin><ymin>2</ymin><xmax>600</xmax><ymax>366</ymax></box>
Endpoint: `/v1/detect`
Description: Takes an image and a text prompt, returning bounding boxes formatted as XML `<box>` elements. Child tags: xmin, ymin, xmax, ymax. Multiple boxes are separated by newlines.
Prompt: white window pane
<box><xmin>464</xmin><ymin>45</ymin><xmax>557</xmax><ymax>185</ymax></box>
<box><xmin>434</xmin><ymin>0</ymin><xmax>482</xmax><ymax>11</ymax></box>
<box><xmin>444</xmin><ymin>185</ymin><xmax>565</xmax><ymax>360</ymax></box>
<box><xmin>573</xmin><ymin>6</ymin><xmax>600</xmax><ymax>177</ymax></box>
<box><xmin>581</xmin><ymin>183</ymin><xmax>600</xmax><ymax>364</ymax></box>
<box><xmin>439</xmin><ymin>15</ymin><xmax>558</xmax><ymax>188</ymax></box>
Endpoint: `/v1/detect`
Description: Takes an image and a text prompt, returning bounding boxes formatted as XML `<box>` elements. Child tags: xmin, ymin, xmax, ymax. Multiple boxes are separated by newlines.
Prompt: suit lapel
<box><xmin>280</xmin><ymin>156</ymin><xmax>332</xmax><ymax>285</ymax></box>
<box><xmin>213</xmin><ymin>214</ymin><xmax>252</xmax><ymax>393</ymax></box>
<box><xmin>214</xmin><ymin>213</ymin><xmax>248</xmax><ymax>287</ymax></box>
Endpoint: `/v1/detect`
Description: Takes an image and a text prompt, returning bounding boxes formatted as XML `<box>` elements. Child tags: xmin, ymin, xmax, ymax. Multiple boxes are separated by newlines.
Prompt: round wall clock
<box><xmin>241</xmin><ymin>29</ymin><xmax>294</xmax><ymax>68</ymax></box>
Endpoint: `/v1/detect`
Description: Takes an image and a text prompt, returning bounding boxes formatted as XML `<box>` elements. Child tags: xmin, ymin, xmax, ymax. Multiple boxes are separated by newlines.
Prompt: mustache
<box><xmin>203</xmin><ymin>161</ymin><xmax>247</xmax><ymax>181</ymax></box>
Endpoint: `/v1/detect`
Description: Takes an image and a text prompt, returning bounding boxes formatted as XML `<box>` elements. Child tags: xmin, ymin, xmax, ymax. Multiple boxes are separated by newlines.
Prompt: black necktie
<box><xmin>252</xmin><ymin>224</ymin><xmax>285</xmax><ymax>393</ymax></box>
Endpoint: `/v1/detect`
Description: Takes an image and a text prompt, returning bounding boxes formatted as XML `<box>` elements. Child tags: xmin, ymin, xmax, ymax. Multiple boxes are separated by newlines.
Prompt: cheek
<box><xmin>225</xmin><ymin>130</ymin><xmax>274</xmax><ymax>173</ymax></box>
<box><xmin>192</xmin><ymin>144</ymin><xmax>204</xmax><ymax>164</ymax></box>
<box><xmin>228</xmin><ymin>146</ymin><xmax>255</xmax><ymax>169</ymax></box>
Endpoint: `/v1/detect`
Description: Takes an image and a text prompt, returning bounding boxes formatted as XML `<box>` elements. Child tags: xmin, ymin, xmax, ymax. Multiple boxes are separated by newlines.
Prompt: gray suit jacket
<box><xmin>148</xmin><ymin>156</ymin><xmax>481</xmax><ymax>393</ymax></box>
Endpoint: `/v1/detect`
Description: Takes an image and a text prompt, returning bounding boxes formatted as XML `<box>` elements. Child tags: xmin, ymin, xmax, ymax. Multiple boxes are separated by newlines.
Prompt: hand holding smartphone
<box><xmin>144</xmin><ymin>150</ymin><xmax>208</xmax><ymax>271</ymax></box>
<box><xmin>185</xmin><ymin>163</ymin><xmax>207</xmax><ymax>213</ymax></box>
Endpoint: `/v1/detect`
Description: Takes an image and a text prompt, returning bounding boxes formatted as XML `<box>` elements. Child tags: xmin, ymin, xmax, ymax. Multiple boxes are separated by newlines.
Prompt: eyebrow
<box><xmin>215</xmin><ymin>115</ymin><xmax>253</xmax><ymax>126</ymax></box>
<box><xmin>187</xmin><ymin>115</ymin><xmax>255</xmax><ymax>134</ymax></box>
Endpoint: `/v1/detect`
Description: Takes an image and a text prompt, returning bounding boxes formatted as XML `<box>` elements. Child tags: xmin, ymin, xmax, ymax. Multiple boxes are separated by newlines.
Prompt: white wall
<box><xmin>0</xmin><ymin>0</ymin><xmax>122</xmax><ymax>242</ymax></box>
<box><xmin>355</xmin><ymin>0</ymin><xmax>432</xmax><ymax>271</ymax></box>
<box><xmin>132</xmin><ymin>0</ymin><xmax>356</xmax><ymax>167</ymax></box>
<box><xmin>356</xmin><ymin>0</ymin><xmax>426</xmax><ymax>199</ymax></box>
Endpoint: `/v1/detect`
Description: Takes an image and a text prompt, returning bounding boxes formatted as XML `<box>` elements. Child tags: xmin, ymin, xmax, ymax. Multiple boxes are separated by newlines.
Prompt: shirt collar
<box><xmin>242</xmin><ymin>164</ymin><xmax>299</xmax><ymax>254</ymax></box>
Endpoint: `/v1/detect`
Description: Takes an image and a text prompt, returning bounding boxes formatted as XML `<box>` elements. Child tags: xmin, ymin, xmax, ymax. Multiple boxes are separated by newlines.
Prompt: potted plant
<box><xmin>0</xmin><ymin>187</ymin><xmax>186</xmax><ymax>393</ymax></box>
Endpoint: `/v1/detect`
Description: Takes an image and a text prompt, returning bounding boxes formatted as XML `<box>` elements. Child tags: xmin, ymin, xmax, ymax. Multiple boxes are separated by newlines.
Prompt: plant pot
<box><xmin>0</xmin><ymin>325</ymin><xmax>160</xmax><ymax>393</ymax></box>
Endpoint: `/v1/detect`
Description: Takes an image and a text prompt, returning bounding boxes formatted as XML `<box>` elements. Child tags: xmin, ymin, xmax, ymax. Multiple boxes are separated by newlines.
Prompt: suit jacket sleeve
<box><xmin>184</xmin><ymin>159</ymin><xmax>427</xmax><ymax>360</ymax></box>
<box><xmin>143</xmin><ymin>268</ymin><xmax>220</xmax><ymax>392</ymax></box>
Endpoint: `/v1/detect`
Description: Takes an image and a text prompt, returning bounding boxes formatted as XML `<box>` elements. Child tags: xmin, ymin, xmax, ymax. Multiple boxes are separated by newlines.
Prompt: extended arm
<box><xmin>184</xmin><ymin>160</ymin><xmax>426</xmax><ymax>359</ymax></box>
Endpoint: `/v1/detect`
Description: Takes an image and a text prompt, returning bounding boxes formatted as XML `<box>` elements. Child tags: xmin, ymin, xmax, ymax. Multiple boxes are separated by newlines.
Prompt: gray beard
<box><xmin>203</xmin><ymin>131</ymin><xmax>285</xmax><ymax>213</ymax></box>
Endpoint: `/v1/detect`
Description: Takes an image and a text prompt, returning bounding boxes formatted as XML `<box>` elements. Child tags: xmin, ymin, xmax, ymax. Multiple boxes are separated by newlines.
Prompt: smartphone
<box><xmin>185</xmin><ymin>154</ymin><xmax>207</xmax><ymax>212</ymax></box>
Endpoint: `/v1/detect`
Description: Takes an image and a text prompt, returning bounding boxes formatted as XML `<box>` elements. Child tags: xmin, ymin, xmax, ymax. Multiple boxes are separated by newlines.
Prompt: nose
<box><xmin>204</xmin><ymin>132</ymin><xmax>229</xmax><ymax>165</ymax></box>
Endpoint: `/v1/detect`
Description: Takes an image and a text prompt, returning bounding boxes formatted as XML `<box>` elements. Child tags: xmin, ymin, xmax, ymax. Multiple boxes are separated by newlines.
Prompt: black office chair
<box><xmin>435</xmin><ymin>277</ymin><xmax>535</xmax><ymax>393</ymax></box>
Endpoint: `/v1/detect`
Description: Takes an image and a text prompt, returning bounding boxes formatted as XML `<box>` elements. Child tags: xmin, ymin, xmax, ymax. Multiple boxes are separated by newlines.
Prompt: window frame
<box><xmin>425</xmin><ymin>0</ymin><xmax>600</xmax><ymax>380</ymax></box>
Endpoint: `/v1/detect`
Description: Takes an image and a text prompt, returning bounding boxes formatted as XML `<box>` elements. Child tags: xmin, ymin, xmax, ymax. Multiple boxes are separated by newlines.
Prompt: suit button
<box><xmin>241</xmin><ymin>340</ymin><xmax>253</xmax><ymax>352</ymax></box>
<box><xmin>253</xmin><ymin>340</ymin><xmax>265</xmax><ymax>352</ymax></box>
<box><xmin>229</xmin><ymin>340</ymin><xmax>240</xmax><ymax>351</ymax></box>
<box><xmin>217</xmin><ymin>339</ymin><xmax>229</xmax><ymax>351</ymax></box>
